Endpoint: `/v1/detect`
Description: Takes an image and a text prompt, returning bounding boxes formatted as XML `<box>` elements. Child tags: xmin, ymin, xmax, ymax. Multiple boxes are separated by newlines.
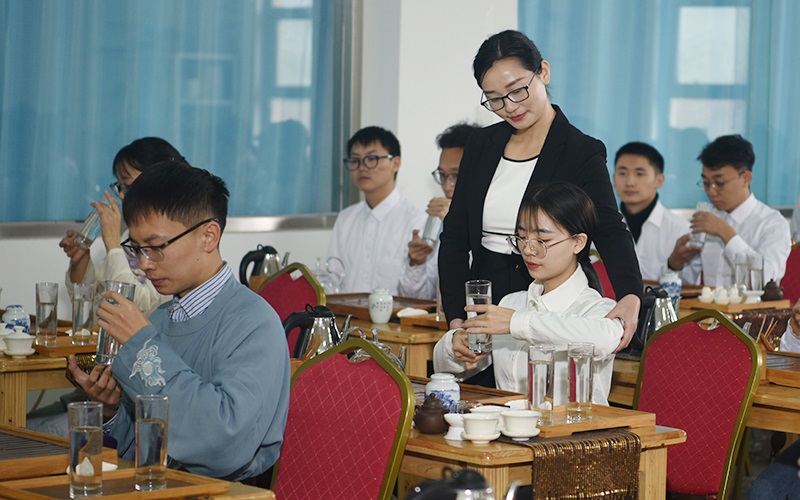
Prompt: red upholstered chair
<box><xmin>782</xmin><ymin>243</ymin><xmax>800</xmax><ymax>304</ymax></box>
<box><xmin>633</xmin><ymin>310</ymin><xmax>762</xmax><ymax>498</ymax></box>
<box><xmin>271</xmin><ymin>338</ymin><xmax>414</xmax><ymax>500</ymax></box>
<box><xmin>591</xmin><ymin>257</ymin><xmax>616</xmax><ymax>299</ymax></box>
<box><xmin>254</xmin><ymin>262</ymin><xmax>325</xmax><ymax>322</ymax></box>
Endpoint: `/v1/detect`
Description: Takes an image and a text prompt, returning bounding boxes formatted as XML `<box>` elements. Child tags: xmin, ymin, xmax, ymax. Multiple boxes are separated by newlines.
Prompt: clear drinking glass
<box><xmin>135</xmin><ymin>394</ymin><xmax>169</xmax><ymax>491</ymax></box>
<box><xmin>465</xmin><ymin>280</ymin><xmax>492</xmax><ymax>353</ymax></box>
<box><xmin>528</xmin><ymin>344</ymin><xmax>555</xmax><ymax>424</ymax></box>
<box><xmin>687</xmin><ymin>201</ymin><xmax>714</xmax><ymax>249</ymax></box>
<box><xmin>72</xmin><ymin>284</ymin><xmax>95</xmax><ymax>345</ymax></box>
<box><xmin>95</xmin><ymin>280</ymin><xmax>136</xmax><ymax>365</ymax></box>
<box><xmin>420</xmin><ymin>214</ymin><xmax>442</xmax><ymax>246</ymax></box>
<box><xmin>35</xmin><ymin>282</ymin><xmax>59</xmax><ymax>347</ymax></box>
<box><xmin>73</xmin><ymin>211</ymin><xmax>102</xmax><ymax>250</ymax></box>
<box><xmin>567</xmin><ymin>342</ymin><xmax>594</xmax><ymax>422</ymax></box>
<box><xmin>734</xmin><ymin>252</ymin><xmax>750</xmax><ymax>291</ymax></box>
<box><xmin>749</xmin><ymin>254</ymin><xmax>764</xmax><ymax>292</ymax></box>
<box><xmin>68</xmin><ymin>401</ymin><xmax>103</xmax><ymax>498</ymax></box>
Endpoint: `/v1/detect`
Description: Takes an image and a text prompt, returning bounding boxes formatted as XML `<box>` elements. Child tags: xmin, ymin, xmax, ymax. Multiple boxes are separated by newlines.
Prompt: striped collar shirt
<box><xmin>168</xmin><ymin>263</ymin><xmax>232</xmax><ymax>322</ymax></box>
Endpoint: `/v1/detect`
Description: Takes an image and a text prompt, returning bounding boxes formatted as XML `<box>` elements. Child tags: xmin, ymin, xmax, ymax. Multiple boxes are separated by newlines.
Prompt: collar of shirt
<box><xmin>168</xmin><ymin>263</ymin><xmax>232</xmax><ymax>322</ymax></box>
<box><xmin>365</xmin><ymin>188</ymin><xmax>401</xmax><ymax>222</ymax></box>
<box><xmin>525</xmin><ymin>265</ymin><xmax>589</xmax><ymax>314</ymax></box>
<box><xmin>726</xmin><ymin>193</ymin><xmax>757</xmax><ymax>226</ymax></box>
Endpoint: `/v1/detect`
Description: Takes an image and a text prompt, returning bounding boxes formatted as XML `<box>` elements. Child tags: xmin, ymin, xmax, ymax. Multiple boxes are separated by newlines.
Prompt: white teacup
<box><xmin>470</xmin><ymin>406</ymin><xmax>506</xmax><ymax>430</ymax></box>
<box><xmin>5</xmin><ymin>330</ymin><xmax>34</xmax><ymax>354</ymax></box>
<box><xmin>462</xmin><ymin>413</ymin><xmax>500</xmax><ymax>436</ymax></box>
<box><xmin>502</xmin><ymin>409</ymin><xmax>541</xmax><ymax>435</ymax></box>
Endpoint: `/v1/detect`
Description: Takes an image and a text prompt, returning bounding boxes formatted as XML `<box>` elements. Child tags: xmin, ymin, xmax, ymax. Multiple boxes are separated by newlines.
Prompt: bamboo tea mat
<box><xmin>0</xmin><ymin>433</ymin><xmax>66</xmax><ymax>460</ymax></box>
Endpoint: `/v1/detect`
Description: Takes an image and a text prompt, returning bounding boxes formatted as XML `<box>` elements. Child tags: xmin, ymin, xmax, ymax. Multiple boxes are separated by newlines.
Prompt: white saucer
<box><xmin>501</xmin><ymin>427</ymin><xmax>541</xmax><ymax>441</ymax></box>
<box><xmin>5</xmin><ymin>348</ymin><xmax>35</xmax><ymax>359</ymax></box>
<box><xmin>461</xmin><ymin>431</ymin><xmax>500</xmax><ymax>445</ymax></box>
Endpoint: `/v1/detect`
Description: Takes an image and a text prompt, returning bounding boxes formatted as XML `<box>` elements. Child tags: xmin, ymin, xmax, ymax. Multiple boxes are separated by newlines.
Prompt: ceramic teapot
<box><xmin>414</xmin><ymin>393</ymin><xmax>449</xmax><ymax>434</ymax></box>
<box><xmin>763</xmin><ymin>280</ymin><xmax>784</xmax><ymax>301</ymax></box>
<box><xmin>238</xmin><ymin>245</ymin><xmax>290</xmax><ymax>285</ymax></box>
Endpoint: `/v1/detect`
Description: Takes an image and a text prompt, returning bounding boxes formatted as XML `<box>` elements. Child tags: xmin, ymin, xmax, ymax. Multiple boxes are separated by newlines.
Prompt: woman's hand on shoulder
<box><xmin>462</xmin><ymin>304</ymin><xmax>514</xmax><ymax>335</ymax></box>
<box><xmin>607</xmin><ymin>294</ymin><xmax>640</xmax><ymax>352</ymax></box>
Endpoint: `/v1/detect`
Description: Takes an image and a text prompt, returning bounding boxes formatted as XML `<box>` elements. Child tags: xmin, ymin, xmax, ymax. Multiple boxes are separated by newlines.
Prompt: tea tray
<box><xmin>326</xmin><ymin>293</ymin><xmax>436</xmax><ymax>322</ymax></box>
<box><xmin>681</xmin><ymin>298</ymin><xmax>790</xmax><ymax>313</ymax></box>
<box><xmin>33</xmin><ymin>335</ymin><xmax>98</xmax><ymax>357</ymax></box>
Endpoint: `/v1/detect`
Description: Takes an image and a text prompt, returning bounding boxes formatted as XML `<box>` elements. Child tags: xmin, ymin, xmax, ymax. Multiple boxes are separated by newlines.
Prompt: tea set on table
<box><xmin>0</xmin><ymin>322</ymin><xmax>36</xmax><ymax>359</ymax></box>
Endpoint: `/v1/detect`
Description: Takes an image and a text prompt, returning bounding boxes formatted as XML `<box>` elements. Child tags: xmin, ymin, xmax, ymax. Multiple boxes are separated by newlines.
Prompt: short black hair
<box><xmin>436</xmin><ymin>122</ymin><xmax>482</xmax><ymax>150</ymax></box>
<box><xmin>614</xmin><ymin>142</ymin><xmax>665</xmax><ymax>173</ymax></box>
<box><xmin>123</xmin><ymin>161</ymin><xmax>229</xmax><ymax>233</ymax></box>
<box><xmin>347</xmin><ymin>126</ymin><xmax>401</xmax><ymax>157</ymax></box>
<box><xmin>697</xmin><ymin>134</ymin><xmax>755</xmax><ymax>172</ymax></box>
<box><xmin>113</xmin><ymin>137</ymin><xmax>184</xmax><ymax>178</ymax></box>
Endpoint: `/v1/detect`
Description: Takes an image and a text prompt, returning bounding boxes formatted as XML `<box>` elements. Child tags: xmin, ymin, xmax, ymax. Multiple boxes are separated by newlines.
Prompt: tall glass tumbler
<box><xmin>72</xmin><ymin>283</ymin><xmax>95</xmax><ymax>345</ymax></box>
<box><xmin>734</xmin><ymin>252</ymin><xmax>749</xmax><ymax>291</ymax></box>
<box><xmin>420</xmin><ymin>214</ymin><xmax>442</xmax><ymax>246</ymax></box>
<box><xmin>686</xmin><ymin>201</ymin><xmax>714</xmax><ymax>249</ymax></box>
<box><xmin>68</xmin><ymin>401</ymin><xmax>103</xmax><ymax>498</ymax></box>
<box><xmin>567</xmin><ymin>342</ymin><xmax>594</xmax><ymax>421</ymax></box>
<box><xmin>73</xmin><ymin>211</ymin><xmax>102</xmax><ymax>250</ymax></box>
<box><xmin>35</xmin><ymin>282</ymin><xmax>59</xmax><ymax>347</ymax></box>
<box><xmin>135</xmin><ymin>394</ymin><xmax>169</xmax><ymax>491</ymax></box>
<box><xmin>528</xmin><ymin>345</ymin><xmax>555</xmax><ymax>424</ymax></box>
<box><xmin>465</xmin><ymin>280</ymin><xmax>492</xmax><ymax>353</ymax></box>
<box><xmin>95</xmin><ymin>280</ymin><xmax>136</xmax><ymax>365</ymax></box>
<box><xmin>749</xmin><ymin>254</ymin><xmax>764</xmax><ymax>292</ymax></box>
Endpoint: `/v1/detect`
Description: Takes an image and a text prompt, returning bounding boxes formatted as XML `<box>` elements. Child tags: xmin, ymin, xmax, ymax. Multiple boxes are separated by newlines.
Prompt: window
<box><xmin>0</xmin><ymin>0</ymin><xmax>352</xmax><ymax>222</ymax></box>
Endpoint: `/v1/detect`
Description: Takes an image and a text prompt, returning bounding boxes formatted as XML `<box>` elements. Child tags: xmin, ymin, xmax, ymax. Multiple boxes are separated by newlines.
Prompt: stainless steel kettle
<box><xmin>282</xmin><ymin>305</ymin><xmax>350</xmax><ymax>358</ymax></box>
<box><xmin>239</xmin><ymin>245</ymin><xmax>290</xmax><ymax>285</ymax></box>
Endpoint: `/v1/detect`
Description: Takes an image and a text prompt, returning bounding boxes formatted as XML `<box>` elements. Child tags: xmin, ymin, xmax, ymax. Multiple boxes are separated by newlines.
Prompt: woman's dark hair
<box><xmin>473</xmin><ymin>30</ymin><xmax>544</xmax><ymax>86</ymax></box>
<box><xmin>517</xmin><ymin>182</ymin><xmax>600</xmax><ymax>290</ymax></box>
<box><xmin>113</xmin><ymin>137</ymin><xmax>184</xmax><ymax>178</ymax></box>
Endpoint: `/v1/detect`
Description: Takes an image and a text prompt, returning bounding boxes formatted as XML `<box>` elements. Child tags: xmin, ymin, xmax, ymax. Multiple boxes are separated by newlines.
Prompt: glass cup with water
<box><xmin>72</xmin><ymin>283</ymin><xmax>95</xmax><ymax>346</ymax></box>
<box><xmin>35</xmin><ymin>282</ymin><xmax>59</xmax><ymax>347</ymax></box>
<box><xmin>749</xmin><ymin>254</ymin><xmax>764</xmax><ymax>292</ymax></box>
<box><xmin>687</xmin><ymin>201</ymin><xmax>714</xmax><ymax>249</ymax></box>
<box><xmin>528</xmin><ymin>344</ymin><xmax>555</xmax><ymax>424</ymax></box>
<box><xmin>420</xmin><ymin>214</ymin><xmax>442</xmax><ymax>246</ymax></box>
<box><xmin>135</xmin><ymin>394</ymin><xmax>169</xmax><ymax>491</ymax></box>
<box><xmin>465</xmin><ymin>280</ymin><xmax>492</xmax><ymax>353</ymax></box>
<box><xmin>95</xmin><ymin>280</ymin><xmax>136</xmax><ymax>365</ymax></box>
<box><xmin>567</xmin><ymin>342</ymin><xmax>594</xmax><ymax>421</ymax></box>
<box><xmin>74</xmin><ymin>191</ymin><xmax>120</xmax><ymax>250</ymax></box>
<box><xmin>68</xmin><ymin>401</ymin><xmax>103</xmax><ymax>498</ymax></box>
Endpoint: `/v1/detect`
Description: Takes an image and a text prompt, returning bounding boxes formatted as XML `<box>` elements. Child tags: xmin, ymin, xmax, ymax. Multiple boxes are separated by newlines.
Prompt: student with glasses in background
<box><xmin>399</xmin><ymin>122</ymin><xmax>481</xmax><ymax>299</ymax></box>
<box><xmin>438</xmin><ymin>31</ymin><xmax>643</xmax><ymax>384</ymax></box>
<box><xmin>59</xmin><ymin>137</ymin><xmax>185</xmax><ymax>315</ymax></box>
<box><xmin>327</xmin><ymin>126</ymin><xmax>428</xmax><ymax>295</ymax></box>
<box><xmin>668</xmin><ymin>134</ymin><xmax>791</xmax><ymax>286</ymax></box>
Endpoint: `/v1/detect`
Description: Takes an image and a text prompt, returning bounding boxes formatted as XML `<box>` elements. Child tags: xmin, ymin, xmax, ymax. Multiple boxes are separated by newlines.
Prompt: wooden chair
<box><xmin>633</xmin><ymin>310</ymin><xmax>762</xmax><ymax>498</ymax></box>
<box><xmin>271</xmin><ymin>338</ymin><xmax>414</xmax><ymax>500</ymax></box>
<box><xmin>782</xmin><ymin>243</ymin><xmax>800</xmax><ymax>304</ymax></box>
<box><xmin>251</xmin><ymin>262</ymin><xmax>325</xmax><ymax>322</ymax></box>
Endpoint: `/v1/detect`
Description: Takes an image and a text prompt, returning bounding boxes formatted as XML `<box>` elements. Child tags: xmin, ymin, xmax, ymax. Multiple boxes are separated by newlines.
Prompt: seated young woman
<box><xmin>433</xmin><ymin>182</ymin><xmax>624</xmax><ymax>405</ymax></box>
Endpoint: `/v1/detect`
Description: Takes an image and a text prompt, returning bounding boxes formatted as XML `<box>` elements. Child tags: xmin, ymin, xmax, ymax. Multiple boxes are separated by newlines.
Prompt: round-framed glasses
<box><xmin>481</xmin><ymin>74</ymin><xmax>536</xmax><ymax>112</ymax></box>
<box><xmin>506</xmin><ymin>234</ymin><xmax>577</xmax><ymax>257</ymax></box>
<box><xmin>343</xmin><ymin>155</ymin><xmax>394</xmax><ymax>171</ymax></box>
<box><xmin>431</xmin><ymin>169</ymin><xmax>458</xmax><ymax>186</ymax></box>
<box><xmin>696</xmin><ymin>172</ymin><xmax>743</xmax><ymax>191</ymax></box>
<box><xmin>122</xmin><ymin>217</ymin><xmax>220</xmax><ymax>262</ymax></box>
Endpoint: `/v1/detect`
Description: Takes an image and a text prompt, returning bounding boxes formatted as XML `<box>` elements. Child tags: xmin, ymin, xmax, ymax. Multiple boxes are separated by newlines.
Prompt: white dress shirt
<box><xmin>327</xmin><ymin>188</ymin><xmax>427</xmax><ymax>295</ymax></box>
<box><xmin>682</xmin><ymin>194</ymin><xmax>791</xmax><ymax>286</ymax></box>
<box><xmin>792</xmin><ymin>196</ymin><xmax>800</xmax><ymax>240</ymax></box>
<box><xmin>433</xmin><ymin>266</ymin><xmax>623</xmax><ymax>406</ymax></box>
<box><xmin>398</xmin><ymin>245</ymin><xmax>439</xmax><ymax>300</ymax></box>
<box><xmin>781</xmin><ymin>321</ymin><xmax>800</xmax><ymax>353</ymax></box>
<box><xmin>624</xmin><ymin>201</ymin><xmax>691</xmax><ymax>281</ymax></box>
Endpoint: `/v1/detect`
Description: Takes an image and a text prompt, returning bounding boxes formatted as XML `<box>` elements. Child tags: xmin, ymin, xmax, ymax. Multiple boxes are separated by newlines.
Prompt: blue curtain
<box><xmin>0</xmin><ymin>0</ymin><xmax>342</xmax><ymax>222</ymax></box>
<box><xmin>520</xmin><ymin>0</ymin><xmax>800</xmax><ymax>208</ymax></box>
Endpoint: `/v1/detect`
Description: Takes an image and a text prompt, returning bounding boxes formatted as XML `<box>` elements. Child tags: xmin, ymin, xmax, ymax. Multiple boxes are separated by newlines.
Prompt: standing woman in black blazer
<box><xmin>439</xmin><ymin>30</ymin><xmax>642</xmax><ymax>357</ymax></box>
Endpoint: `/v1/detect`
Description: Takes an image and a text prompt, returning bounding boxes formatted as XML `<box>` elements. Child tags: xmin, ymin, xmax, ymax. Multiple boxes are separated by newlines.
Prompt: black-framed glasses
<box><xmin>121</xmin><ymin>217</ymin><xmax>220</xmax><ymax>262</ymax></box>
<box><xmin>431</xmin><ymin>169</ymin><xmax>458</xmax><ymax>186</ymax></box>
<box><xmin>506</xmin><ymin>234</ymin><xmax>577</xmax><ymax>257</ymax></box>
<box><xmin>343</xmin><ymin>155</ymin><xmax>394</xmax><ymax>171</ymax></box>
<box><xmin>696</xmin><ymin>172</ymin><xmax>743</xmax><ymax>191</ymax></box>
<box><xmin>109</xmin><ymin>181</ymin><xmax>128</xmax><ymax>197</ymax></box>
<box><xmin>481</xmin><ymin>74</ymin><xmax>536</xmax><ymax>112</ymax></box>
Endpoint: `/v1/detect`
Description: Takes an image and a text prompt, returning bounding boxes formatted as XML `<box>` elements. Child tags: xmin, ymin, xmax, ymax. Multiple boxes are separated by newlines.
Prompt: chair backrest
<box><xmin>782</xmin><ymin>243</ymin><xmax>800</xmax><ymax>304</ymax></box>
<box><xmin>633</xmin><ymin>310</ymin><xmax>762</xmax><ymax>497</ymax></box>
<box><xmin>255</xmin><ymin>263</ymin><xmax>325</xmax><ymax>323</ymax></box>
<box><xmin>591</xmin><ymin>258</ymin><xmax>616</xmax><ymax>300</ymax></box>
<box><xmin>272</xmin><ymin>338</ymin><xmax>414</xmax><ymax>500</ymax></box>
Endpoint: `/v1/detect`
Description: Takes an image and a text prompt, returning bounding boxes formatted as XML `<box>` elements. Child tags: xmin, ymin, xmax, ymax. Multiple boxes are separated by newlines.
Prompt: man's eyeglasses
<box><xmin>506</xmin><ymin>234</ymin><xmax>576</xmax><ymax>257</ymax></box>
<box><xmin>109</xmin><ymin>182</ymin><xmax>128</xmax><ymax>197</ymax></box>
<box><xmin>431</xmin><ymin>169</ymin><xmax>458</xmax><ymax>186</ymax></box>
<box><xmin>121</xmin><ymin>217</ymin><xmax>220</xmax><ymax>262</ymax></box>
<box><xmin>343</xmin><ymin>155</ymin><xmax>394</xmax><ymax>171</ymax></box>
<box><xmin>697</xmin><ymin>172</ymin><xmax>743</xmax><ymax>191</ymax></box>
<box><xmin>481</xmin><ymin>74</ymin><xmax>536</xmax><ymax>112</ymax></box>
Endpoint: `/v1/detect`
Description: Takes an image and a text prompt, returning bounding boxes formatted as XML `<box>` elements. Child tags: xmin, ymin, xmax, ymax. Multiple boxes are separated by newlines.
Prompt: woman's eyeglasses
<box><xmin>481</xmin><ymin>74</ymin><xmax>536</xmax><ymax>112</ymax></box>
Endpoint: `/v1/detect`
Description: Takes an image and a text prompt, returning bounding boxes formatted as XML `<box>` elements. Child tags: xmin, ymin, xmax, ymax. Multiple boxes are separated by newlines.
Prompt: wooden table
<box><xmin>350</xmin><ymin>318</ymin><xmax>446</xmax><ymax>377</ymax></box>
<box><xmin>0</xmin><ymin>353</ymin><xmax>72</xmax><ymax>427</ymax></box>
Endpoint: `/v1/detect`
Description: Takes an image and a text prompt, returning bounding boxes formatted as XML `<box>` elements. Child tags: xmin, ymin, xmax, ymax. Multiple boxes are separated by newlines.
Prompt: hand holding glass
<box><xmin>687</xmin><ymin>201</ymin><xmax>714</xmax><ymax>249</ymax></box>
<box><xmin>465</xmin><ymin>280</ymin><xmax>492</xmax><ymax>353</ymax></box>
<box><xmin>95</xmin><ymin>280</ymin><xmax>136</xmax><ymax>365</ymax></box>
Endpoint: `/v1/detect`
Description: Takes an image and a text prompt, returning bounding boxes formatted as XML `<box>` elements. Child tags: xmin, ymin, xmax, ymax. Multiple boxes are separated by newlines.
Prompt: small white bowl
<box><xmin>4</xmin><ymin>331</ymin><xmax>34</xmax><ymax>354</ymax></box>
<box><xmin>743</xmin><ymin>290</ymin><xmax>765</xmax><ymax>304</ymax></box>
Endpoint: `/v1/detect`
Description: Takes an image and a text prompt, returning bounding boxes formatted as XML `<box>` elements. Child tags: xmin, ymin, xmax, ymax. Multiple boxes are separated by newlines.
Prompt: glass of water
<box><xmin>567</xmin><ymin>342</ymin><xmax>594</xmax><ymax>421</ymax></box>
<box><xmin>420</xmin><ymin>214</ymin><xmax>442</xmax><ymax>246</ymax></box>
<box><xmin>95</xmin><ymin>280</ymin><xmax>136</xmax><ymax>365</ymax></box>
<box><xmin>528</xmin><ymin>344</ymin><xmax>555</xmax><ymax>424</ymax></box>
<box><xmin>687</xmin><ymin>201</ymin><xmax>714</xmax><ymax>249</ymax></box>
<box><xmin>465</xmin><ymin>280</ymin><xmax>492</xmax><ymax>353</ymax></box>
<box><xmin>135</xmin><ymin>394</ymin><xmax>169</xmax><ymax>491</ymax></box>
<box><xmin>72</xmin><ymin>283</ymin><xmax>95</xmax><ymax>345</ymax></box>
<box><xmin>35</xmin><ymin>282</ymin><xmax>59</xmax><ymax>347</ymax></box>
<box><xmin>68</xmin><ymin>401</ymin><xmax>103</xmax><ymax>498</ymax></box>
<box><xmin>749</xmin><ymin>254</ymin><xmax>764</xmax><ymax>291</ymax></box>
<box><xmin>73</xmin><ymin>211</ymin><xmax>102</xmax><ymax>250</ymax></box>
<box><xmin>734</xmin><ymin>252</ymin><xmax>749</xmax><ymax>291</ymax></box>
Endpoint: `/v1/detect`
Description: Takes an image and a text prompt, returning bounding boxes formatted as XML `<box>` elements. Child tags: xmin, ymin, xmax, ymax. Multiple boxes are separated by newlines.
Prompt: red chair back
<box><xmin>272</xmin><ymin>339</ymin><xmax>414</xmax><ymax>500</ymax></box>
<box><xmin>592</xmin><ymin>259</ymin><xmax>616</xmax><ymax>299</ymax></box>
<box><xmin>256</xmin><ymin>263</ymin><xmax>324</xmax><ymax>322</ymax></box>
<box><xmin>633</xmin><ymin>310</ymin><xmax>761</xmax><ymax>497</ymax></box>
<box><xmin>782</xmin><ymin>244</ymin><xmax>800</xmax><ymax>304</ymax></box>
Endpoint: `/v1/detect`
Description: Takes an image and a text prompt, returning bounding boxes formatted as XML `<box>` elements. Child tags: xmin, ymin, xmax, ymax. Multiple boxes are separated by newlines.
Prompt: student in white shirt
<box><xmin>327</xmin><ymin>126</ymin><xmax>427</xmax><ymax>295</ymax></box>
<box><xmin>612</xmin><ymin>142</ymin><xmax>690</xmax><ymax>281</ymax></box>
<box><xmin>433</xmin><ymin>182</ymin><xmax>623</xmax><ymax>405</ymax></box>
<box><xmin>398</xmin><ymin>123</ymin><xmax>481</xmax><ymax>299</ymax></box>
<box><xmin>668</xmin><ymin>135</ymin><xmax>791</xmax><ymax>287</ymax></box>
